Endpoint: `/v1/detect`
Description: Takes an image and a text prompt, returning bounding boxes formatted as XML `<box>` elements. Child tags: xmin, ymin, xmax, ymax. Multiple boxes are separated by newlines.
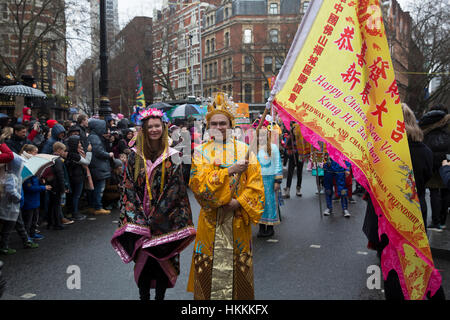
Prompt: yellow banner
<box><xmin>235</xmin><ymin>103</ymin><xmax>250</xmax><ymax>125</ymax></box>
<box><xmin>272</xmin><ymin>0</ymin><xmax>441</xmax><ymax>299</ymax></box>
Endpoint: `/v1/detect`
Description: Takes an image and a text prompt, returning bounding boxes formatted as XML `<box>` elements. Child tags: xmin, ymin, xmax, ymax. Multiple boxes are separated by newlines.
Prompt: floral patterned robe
<box><xmin>111</xmin><ymin>148</ymin><xmax>196</xmax><ymax>288</ymax></box>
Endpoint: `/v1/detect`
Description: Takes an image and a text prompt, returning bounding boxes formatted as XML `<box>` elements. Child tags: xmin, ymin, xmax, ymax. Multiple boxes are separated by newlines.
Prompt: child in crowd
<box><xmin>20</xmin><ymin>144</ymin><xmax>52</xmax><ymax>240</ymax></box>
<box><xmin>46</xmin><ymin>142</ymin><xmax>70</xmax><ymax>230</ymax></box>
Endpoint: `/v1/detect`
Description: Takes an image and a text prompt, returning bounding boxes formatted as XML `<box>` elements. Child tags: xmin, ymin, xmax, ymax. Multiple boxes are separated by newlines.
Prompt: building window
<box><xmin>224</xmin><ymin>32</ymin><xmax>229</xmax><ymax>47</ymax></box>
<box><xmin>225</xmin><ymin>7</ymin><xmax>229</xmax><ymax>19</ymax></box>
<box><xmin>206</xmin><ymin>39</ymin><xmax>210</xmax><ymax>54</ymax></box>
<box><xmin>269</xmin><ymin>29</ymin><xmax>279</xmax><ymax>43</ymax></box>
<box><xmin>209</xmin><ymin>63</ymin><xmax>213</xmax><ymax>79</ymax></box>
<box><xmin>223</xmin><ymin>59</ymin><xmax>227</xmax><ymax>74</ymax></box>
<box><xmin>205</xmin><ymin>64</ymin><xmax>208</xmax><ymax>80</ymax></box>
<box><xmin>214</xmin><ymin>61</ymin><xmax>217</xmax><ymax>78</ymax></box>
<box><xmin>228</xmin><ymin>85</ymin><xmax>232</xmax><ymax>96</ymax></box>
<box><xmin>264</xmin><ymin>56</ymin><xmax>273</xmax><ymax>72</ymax></box>
<box><xmin>211</xmin><ymin>39</ymin><xmax>215</xmax><ymax>52</ymax></box>
<box><xmin>275</xmin><ymin>58</ymin><xmax>283</xmax><ymax>73</ymax></box>
<box><xmin>244</xmin><ymin>56</ymin><xmax>252</xmax><ymax>72</ymax></box>
<box><xmin>244</xmin><ymin>84</ymin><xmax>252</xmax><ymax>103</ymax></box>
<box><xmin>243</xmin><ymin>29</ymin><xmax>252</xmax><ymax>44</ymax></box>
<box><xmin>228</xmin><ymin>58</ymin><xmax>233</xmax><ymax>74</ymax></box>
<box><xmin>264</xmin><ymin>83</ymin><xmax>270</xmax><ymax>100</ymax></box>
<box><xmin>269</xmin><ymin>3</ymin><xmax>278</xmax><ymax>15</ymax></box>
<box><xmin>1</xmin><ymin>3</ymin><xmax>8</xmax><ymax>20</ymax></box>
<box><xmin>178</xmin><ymin>53</ymin><xmax>186</xmax><ymax>68</ymax></box>
<box><xmin>302</xmin><ymin>1</ymin><xmax>310</xmax><ymax>13</ymax></box>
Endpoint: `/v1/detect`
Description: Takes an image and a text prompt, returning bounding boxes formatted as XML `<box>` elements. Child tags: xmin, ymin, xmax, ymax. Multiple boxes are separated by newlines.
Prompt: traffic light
<box><xmin>21</xmin><ymin>74</ymin><xmax>36</xmax><ymax>88</ymax></box>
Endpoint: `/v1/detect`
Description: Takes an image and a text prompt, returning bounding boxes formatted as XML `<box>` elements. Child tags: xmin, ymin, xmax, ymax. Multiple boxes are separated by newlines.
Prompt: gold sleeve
<box><xmin>189</xmin><ymin>149</ymin><xmax>232</xmax><ymax>211</ymax></box>
<box><xmin>236</xmin><ymin>153</ymin><xmax>265</xmax><ymax>226</ymax></box>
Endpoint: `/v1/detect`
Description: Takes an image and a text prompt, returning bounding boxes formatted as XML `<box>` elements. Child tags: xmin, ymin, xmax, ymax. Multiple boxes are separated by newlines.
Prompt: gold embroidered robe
<box><xmin>187</xmin><ymin>139</ymin><xmax>265</xmax><ymax>300</ymax></box>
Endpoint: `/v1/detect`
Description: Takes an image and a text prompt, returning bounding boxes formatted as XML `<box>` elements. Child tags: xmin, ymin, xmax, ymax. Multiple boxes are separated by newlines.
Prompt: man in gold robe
<box><xmin>187</xmin><ymin>93</ymin><xmax>265</xmax><ymax>300</ymax></box>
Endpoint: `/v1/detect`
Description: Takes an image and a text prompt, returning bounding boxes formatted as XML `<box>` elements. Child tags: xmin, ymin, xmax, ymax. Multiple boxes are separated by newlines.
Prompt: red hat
<box><xmin>46</xmin><ymin>119</ymin><xmax>58</xmax><ymax>128</ymax></box>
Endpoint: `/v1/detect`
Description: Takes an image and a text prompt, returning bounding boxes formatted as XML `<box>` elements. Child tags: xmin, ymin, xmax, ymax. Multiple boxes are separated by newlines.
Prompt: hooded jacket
<box><xmin>419</xmin><ymin>111</ymin><xmax>450</xmax><ymax>188</ymax></box>
<box><xmin>419</xmin><ymin>111</ymin><xmax>450</xmax><ymax>172</ymax></box>
<box><xmin>87</xmin><ymin>119</ymin><xmax>111</xmax><ymax>181</ymax></box>
<box><xmin>22</xmin><ymin>107</ymin><xmax>32</xmax><ymax>122</ymax></box>
<box><xmin>65</xmin><ymin>135</ymin><xmax>92</xmax><ymax>184</ymax></box>
<box><xmin>22</xmin><ymin>176</ymin><xmax>46</xmax><ymax>210</ymax></box>
<box><xmin>117</xmin><ymin>128</ymin><xmax>132</xmax><ymax>154</ymax></box>
<box><xmin>41</xmin><ymin>123</ymin><xmax>66</xmax><ymax>154</ymax></box>
<box><xmin>0</xmin><ymin>153</ymin><xmax>23</xmax><ymax>221</ymax></box>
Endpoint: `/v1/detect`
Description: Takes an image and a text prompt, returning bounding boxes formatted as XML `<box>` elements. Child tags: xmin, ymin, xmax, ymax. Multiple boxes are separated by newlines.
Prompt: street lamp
<box><xmin>98</xmin><ymin>0</ymin><xmax>112</xmax><ymax>119</ymax></box>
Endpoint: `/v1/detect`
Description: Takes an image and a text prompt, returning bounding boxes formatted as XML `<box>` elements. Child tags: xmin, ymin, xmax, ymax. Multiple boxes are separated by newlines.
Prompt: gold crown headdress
<box><xmin>206</xmin><ymin>92</ymin><xmax>239</xmax><ymax>128</ymax></box>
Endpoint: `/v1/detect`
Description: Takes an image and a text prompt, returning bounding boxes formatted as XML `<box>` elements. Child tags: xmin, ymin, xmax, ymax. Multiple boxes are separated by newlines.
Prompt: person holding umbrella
<box><xmin>20</xmin><ymin>144</ymin><xmax>52</xmax><ymax>239</ymax></box>
<box><xmin>0</xmin><ymin>151</ymin><xmax>39</xmax><ymax>254</ymax></box>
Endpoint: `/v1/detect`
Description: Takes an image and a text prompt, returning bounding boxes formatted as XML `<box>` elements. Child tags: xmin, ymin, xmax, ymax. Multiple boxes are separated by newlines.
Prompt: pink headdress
<box><xmin>139</xmin><ymin>108</ymin><xmax>164</xmax><ymax>120</ymax></box>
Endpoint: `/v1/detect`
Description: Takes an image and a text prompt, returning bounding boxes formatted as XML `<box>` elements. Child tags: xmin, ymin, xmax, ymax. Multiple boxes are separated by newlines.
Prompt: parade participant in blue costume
<box><xmin>256</xmin><ymin>122</ymin><xmax>283</xmax><ymax>237</ymax></box>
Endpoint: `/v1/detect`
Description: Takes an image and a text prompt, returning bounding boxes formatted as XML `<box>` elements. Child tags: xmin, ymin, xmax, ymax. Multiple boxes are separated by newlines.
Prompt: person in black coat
<box><xmin>440</xmin><ymin>160</ymin><xmax>450</xmax><ymax>189</ymax></box>
<box><xmin>66</xmin><ymin>135</ymin><xmax>92</xmax><ymax>220</ymax></box>
<box><xmin>419</xmin><ymin>108</ymin><xmax>450</xmax><ymax>230</ymax></box>
<box><xmin>46</xmin><ymin>142</ymin><xmax>69</xmax><ymax>230</ymax></box>
<box><xmin>76</xmin><ymin>114</ymin><xmax>89</xmax><ymax>151</ymax></box>
<box><xmin>402</xmin><ymin>104</ymin><xmax>433</xmax><ymax>229</ymax></box>
<box><xmin>362</xmin><ymin>103</ymin><xmax>445</xmax><ymax>300</ymax></box>
<box><xmin>5</xmin><ymin>124</ymin><xmax>32</xmax><ymax>154</ymax></box>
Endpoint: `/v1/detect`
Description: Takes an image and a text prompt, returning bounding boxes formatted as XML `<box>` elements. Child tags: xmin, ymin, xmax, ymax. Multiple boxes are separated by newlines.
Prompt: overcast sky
<box><xmin>118</xmin><ymin>0</ymin><xmax>163</xmax><ymax>28</ymax></box>
<box><xmin>68</xmin><ymin>0</ymin><xmax>415</xmax><ymax>74</ymax></box>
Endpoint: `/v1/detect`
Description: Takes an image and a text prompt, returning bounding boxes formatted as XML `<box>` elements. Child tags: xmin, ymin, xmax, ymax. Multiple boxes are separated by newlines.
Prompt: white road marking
<box><xmin>310</xmin><ymin>245</ymin><xmax>321</xmax><ymax>248</ymax></box>
<box><xmin>357</xmin><ymin>251</ymin><xmax>368</xmax><ymax>255</ymax></box>
<box><xmin>21</xmin><ymin>293</ymin><xmax>36</xmax><ymax>299</ymax></box>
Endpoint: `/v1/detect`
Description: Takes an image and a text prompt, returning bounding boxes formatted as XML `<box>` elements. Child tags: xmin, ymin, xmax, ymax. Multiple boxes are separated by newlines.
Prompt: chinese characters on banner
<box><xmin>272</xmin><ymin>0</ymin><xmax>441</xmax><ymax>299</ymax></box>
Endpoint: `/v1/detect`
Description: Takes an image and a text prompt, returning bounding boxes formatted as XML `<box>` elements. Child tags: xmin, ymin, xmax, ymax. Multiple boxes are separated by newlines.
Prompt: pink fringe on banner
<box><xmin>273</xmin><ymin>102</ymin><xmax>442</xmax><ymax>299</ymax></box>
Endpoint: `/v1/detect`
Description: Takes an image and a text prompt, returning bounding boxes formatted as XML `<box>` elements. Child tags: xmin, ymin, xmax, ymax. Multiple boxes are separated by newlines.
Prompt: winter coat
<box><xmin>117</xmin><ymin>128</ymin><xmax>131</xmax><ymax>154</ymax></box>
<box><xmin>0</xmin><ymin>153</ymin><xmax>23</xmax><ymax>222</ymax></box>
<box><xmin>87</xmin><ymin>119</ymin><xmax>111</xmax><ymax>181</ymax></box>
<box><xmin>74</xmin><ymin>124</ymin><xmax>89</xmax><ymax>151</ymax></box>
<box><xmin>65</xmin><ymin>135</ymin><xmax>92</xmax><ymax>184</ymax></box>
<box><xmin>41</xmin><ymin>123</ymin><xmax>66</xmax><ymax>154</ymax></box>
<box><xmin>0</xmin><ymin>143</ymin><xmax>13</xmax><ymax>163</ymax></box>
<box><xmin>22</xmin><ymin>107</ymin><xmax>32</xmax><ymax>122</ymax></box>
<box><xmin>408</xmin><ymin>140</ymin><xmax>433</xmax><ymax>197</ymax></box>
<box><xmin>46</xmin><ymin>157</ymin><xmax>67</xmax><ymax>195</ymax></box>
<box><xmin>22</xmin><ymin>176</ymin><xmax>46</xmax><ymax>210</ymax></box>
<box><xmin>419</xmin><ymin>111</ymin><xmax>450</xmax><ymax>188</ymax></box>
<box><xmin>439</xmin><ymin>165</ymin><xmax>450</xmax><ymax>189</ymax></box>
<box><xmin>5</xmin><ymin>134</ymin><xmax>32</xmax><ymax>154</ymax></box>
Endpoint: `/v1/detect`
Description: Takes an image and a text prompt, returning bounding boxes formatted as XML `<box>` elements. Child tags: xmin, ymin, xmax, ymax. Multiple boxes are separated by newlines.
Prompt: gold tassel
<box><xmin>142</xmin><ymin>139</ymin><xmax>153</xmax><ymax>201</ymax></box>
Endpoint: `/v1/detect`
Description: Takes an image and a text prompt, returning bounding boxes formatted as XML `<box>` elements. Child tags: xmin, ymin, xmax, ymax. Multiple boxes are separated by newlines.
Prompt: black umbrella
<box><xmin>0</xmin><ymin>85</ymin><xmax>46</xmax><ymax>98</ymax></box>
<box><xmin>149</xmin><ymin>102</ymin><xmax>173</xmax><ymax>114</ymax></box>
